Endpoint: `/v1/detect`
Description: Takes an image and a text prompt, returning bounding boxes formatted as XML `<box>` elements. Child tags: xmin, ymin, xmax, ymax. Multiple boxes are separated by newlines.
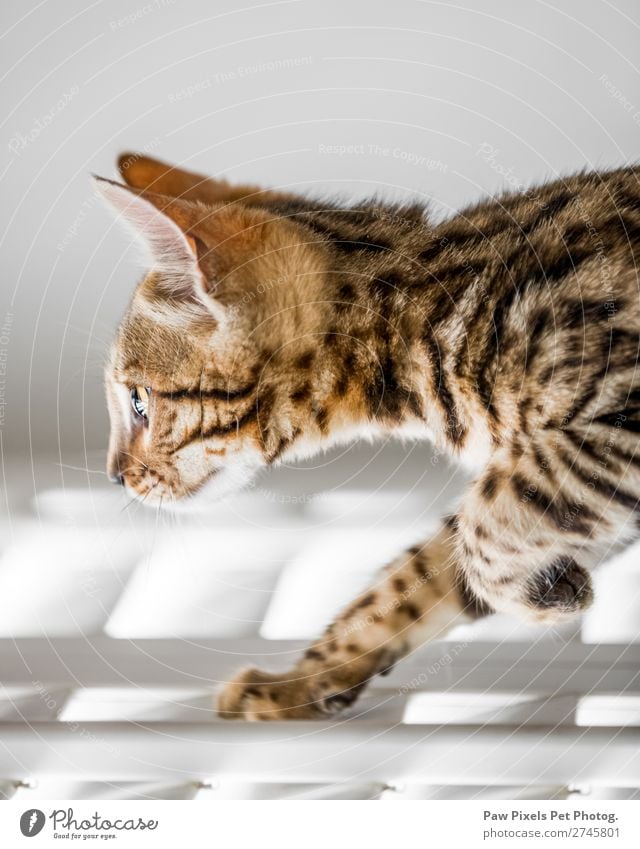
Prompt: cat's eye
<box><xmin>130</xmin><ymin>386</ymin><xmax>151</xmax><ymax>421</ymax></box>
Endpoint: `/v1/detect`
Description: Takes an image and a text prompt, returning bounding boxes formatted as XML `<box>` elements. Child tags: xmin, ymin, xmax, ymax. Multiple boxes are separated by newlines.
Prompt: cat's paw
<box><xmin>217</xmin><ymin>666</ymin><xmax>367</xmax><ymax>721</ymax></box>
<box><xmin>526</xmin><ymin>557</ymin><xmax>594</xmax><ymax>622</ymax></box>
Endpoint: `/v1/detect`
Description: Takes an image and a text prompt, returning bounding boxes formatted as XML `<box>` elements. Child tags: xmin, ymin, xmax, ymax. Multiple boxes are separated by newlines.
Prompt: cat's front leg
<box><xmin>217</xmin><ymin>523</ymin><xmax>478</xmax><ymax>720</ymax></box>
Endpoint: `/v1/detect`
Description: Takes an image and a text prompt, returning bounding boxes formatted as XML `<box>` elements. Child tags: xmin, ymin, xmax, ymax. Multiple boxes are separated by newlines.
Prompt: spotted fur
<box><xmin>98</xmin><ymin>154</ymin><xmax>640</xmax><ymax>720</ymax></box>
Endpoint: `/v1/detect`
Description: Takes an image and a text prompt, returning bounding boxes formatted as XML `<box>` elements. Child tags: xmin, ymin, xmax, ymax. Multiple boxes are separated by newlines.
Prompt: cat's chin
<box><xmin>152</xmin><ymin>462</ymin><xmax>265</xmax><ymax>514</ymax></box>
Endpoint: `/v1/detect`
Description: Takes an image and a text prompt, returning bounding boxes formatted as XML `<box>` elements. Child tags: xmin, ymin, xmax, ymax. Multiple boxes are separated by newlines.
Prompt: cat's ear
<box><xmin>116</xmin><ymin>152</ymin><xmax>293</xmax><ymax>206</ymax></box>
<box><xmin>117</xmin><ymin>153</ymin><xmax>216</xmax><ymax>200</ymax></box>
<box><xmin>93</xmin><ymin>176</ymin><xmax>226</xmax><ymax>322</ymax></box>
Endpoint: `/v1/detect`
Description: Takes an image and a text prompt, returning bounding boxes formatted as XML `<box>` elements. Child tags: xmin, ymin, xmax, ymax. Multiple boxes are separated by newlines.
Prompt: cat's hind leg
<box><xmin>453</xmin><ymin>426</ymin><xmax>640</xmax><ymax>624</ymax></box>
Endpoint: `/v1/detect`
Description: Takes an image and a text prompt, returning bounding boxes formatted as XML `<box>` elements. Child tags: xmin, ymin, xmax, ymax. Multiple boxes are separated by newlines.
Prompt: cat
<box><xmin>96</xmin><ymin>153</ymin><xmax>640</xmax><ymax>720</ymax></box>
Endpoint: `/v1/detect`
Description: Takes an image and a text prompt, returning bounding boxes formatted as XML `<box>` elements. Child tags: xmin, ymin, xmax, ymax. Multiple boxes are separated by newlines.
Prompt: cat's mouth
<box><xmin>126</xmin><ymin>478</ymin><xmax>189</xmax><ymax>506</ymax></box>
<box><xmin>124</xmin><ymin>463</ymin><xmax>262</xmax><ymax>512</ymax></box>
<box><xmin>119</xmin><ymin>464</ymin><xmax>204</xmax><ymax>506</ymax></box>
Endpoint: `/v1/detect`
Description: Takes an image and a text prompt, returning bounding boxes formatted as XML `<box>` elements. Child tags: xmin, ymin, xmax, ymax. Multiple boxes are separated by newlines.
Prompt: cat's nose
<box><xmin>107</xmin><ymin>457</ymin><xmax>124</xmax><ymax>486</ymax></box>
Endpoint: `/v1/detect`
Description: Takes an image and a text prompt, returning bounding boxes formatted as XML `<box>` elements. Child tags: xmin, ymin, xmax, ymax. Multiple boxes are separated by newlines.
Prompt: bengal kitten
<box><xmin>96</xmin><ymin>153</ymin><xmax>640</xmax><ymax>720</ymax></box>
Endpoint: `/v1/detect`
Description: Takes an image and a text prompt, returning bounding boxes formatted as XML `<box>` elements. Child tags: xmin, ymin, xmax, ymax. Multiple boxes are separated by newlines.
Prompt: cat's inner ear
<box><xmin>93</xmin><ymin>176</ymin><xmax>224</xmax><ymax>321</ymax></box>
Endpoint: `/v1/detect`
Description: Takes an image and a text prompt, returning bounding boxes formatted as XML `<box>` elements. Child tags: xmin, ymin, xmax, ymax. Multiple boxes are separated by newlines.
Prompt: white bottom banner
<box><xmin>0</xmin><ymin>800</ymin><xmax>638</xmax><ymax>848</ymax></box>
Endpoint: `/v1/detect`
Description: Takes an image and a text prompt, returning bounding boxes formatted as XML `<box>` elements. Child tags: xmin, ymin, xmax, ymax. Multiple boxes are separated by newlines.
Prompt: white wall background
<box><xmin>1</xmin><ymin>0</ymin><xmax>639</xmax><ymax>458</ymax></box>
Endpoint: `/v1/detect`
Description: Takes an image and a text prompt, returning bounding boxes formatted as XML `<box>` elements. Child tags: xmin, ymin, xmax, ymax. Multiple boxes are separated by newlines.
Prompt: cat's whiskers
<box><xmin>119</xmin><ymin>496</ymin><xmax>138</xmax><ymax>515</ymax></box>
<box><xmin>58</xmin><ymin>319</ymin><xmax>114</xmax><ymax>349</ymax></box>
<box><xmin>138</xmin><ymin>486</ymin><xmax>164</xmax><ymax>583</ymax></box>
<box><xmin>120</xmin><ymin>450</ymin><xmax>149</xmax><ymax>471</ymax></box>
<box><xmin>118</xmin><ymin>485</ymin><xmax>154</xmax><ymax>520</ymax></box>
<box><xmin>54</xmin><ymin>462</ymin><xmax>108</xmax><ymax>475</ymax></box>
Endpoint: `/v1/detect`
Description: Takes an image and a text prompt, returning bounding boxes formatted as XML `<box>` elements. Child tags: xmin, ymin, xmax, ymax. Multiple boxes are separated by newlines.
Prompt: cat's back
<box><xmin>427</xmin><ymin>167</ymin><xmax>640</xmax><ymax>430</ymax></box>
<box><xmin>431</xmin><ymin>165</ymin><xmax>640</xmax><ymax>297</ymax></box>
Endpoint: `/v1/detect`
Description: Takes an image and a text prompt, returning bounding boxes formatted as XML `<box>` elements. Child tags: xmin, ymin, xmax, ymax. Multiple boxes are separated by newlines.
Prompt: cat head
<box><xmin>96</xmin><ymin>156</ymin><xmax>334</xmax><ymax>509</ymax></box>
